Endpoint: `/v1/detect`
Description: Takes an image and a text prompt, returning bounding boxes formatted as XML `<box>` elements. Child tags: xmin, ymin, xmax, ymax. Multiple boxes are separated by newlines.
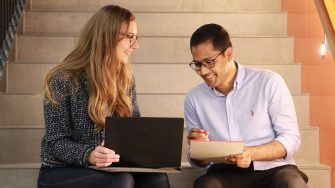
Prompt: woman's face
<box><xmin>116</xmin><ymin>20</ymin><xmax>139</xmax><ymax>64</ymax></box>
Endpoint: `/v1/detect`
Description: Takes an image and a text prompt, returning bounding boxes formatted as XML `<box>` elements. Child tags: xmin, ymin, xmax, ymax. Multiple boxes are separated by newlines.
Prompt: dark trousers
<box><xmin>38</xmin><ymin>166</ymin><xmax>170</xmax><ymax>188</ymax></box>
<box><xmin>194</xmin><ymin>163</ymin><xmax>308</xmax><ymax>188</ymax></box>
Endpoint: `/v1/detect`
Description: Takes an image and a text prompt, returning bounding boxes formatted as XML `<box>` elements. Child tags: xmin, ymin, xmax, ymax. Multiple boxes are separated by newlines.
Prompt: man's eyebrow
<box><xmin>202</xmin><ymin>56</ymin><xmax>215</xmax><ymax>61</ymax></box>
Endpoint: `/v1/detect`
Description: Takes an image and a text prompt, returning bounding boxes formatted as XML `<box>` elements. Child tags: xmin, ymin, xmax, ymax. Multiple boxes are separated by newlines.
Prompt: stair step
<box><xmin>0</xmin><ymin>93</ymin><xmax>310</xmax><ymax>127</ymax></box>
<box><xmin>28</xmin><ymin>0</ymin><xmax>281</xmax><ymax>12</ymax></box>
<box><xmin>24</xmin><ymin>12</ymin><xmax>287</xmax><ymax>37</ymax></box>
<box><xmin>0</xmin><ymin>127</ymin><xmax>320</xmax><ymax>165</ymax></box>
<box><xmin>6</xmin><ymin>63</ymin><xmax>301</xmax><ymax>94</ymax></box>
<box><xmin>16</xmin><ymin>36</ymin><xmax>294</xmax><ymax>64</ymax></box>
<box><xmin>0</xmin><ymin>163</ymin><xmax>329</xmax><ymax>188</ymax></box>
<box><xmin>0</xmin><ymin>94</ymin><xmax>43</xmax><ymax>126</ymax></box>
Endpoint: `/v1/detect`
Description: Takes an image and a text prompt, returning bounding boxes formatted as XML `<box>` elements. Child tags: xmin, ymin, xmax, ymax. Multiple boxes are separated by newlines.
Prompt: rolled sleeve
<box><xmin>184</xmin><ymin>92</ymin><xmax>210</xmax><ymax>170</ymax></box>
<box><xmin>268</xmin><ymin>73</ymin><xmax>301</xmax><ymax>160</ymax></box>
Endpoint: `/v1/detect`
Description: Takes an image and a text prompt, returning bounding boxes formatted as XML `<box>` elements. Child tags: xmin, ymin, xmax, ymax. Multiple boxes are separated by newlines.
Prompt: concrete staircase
<box><xmin>0</xmin><ymin>0</ymin><xmax>331</xmax><ymax>187</ymax></box>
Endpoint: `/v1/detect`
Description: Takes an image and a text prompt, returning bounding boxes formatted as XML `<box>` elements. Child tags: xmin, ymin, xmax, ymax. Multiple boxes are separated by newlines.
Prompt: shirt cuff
<box><xmin>275</xmin><ymin>135</ymin><xmax>300</xmax><ymax>160</ymax></box>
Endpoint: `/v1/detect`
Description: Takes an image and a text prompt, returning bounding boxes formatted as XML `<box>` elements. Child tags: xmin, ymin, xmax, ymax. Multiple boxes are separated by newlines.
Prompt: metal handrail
<box><xmin>0</xmin><ymin>0</ymin><xmax>26</xmax><ymax>74</ymax></box>
<box><xmin>314</xmin><ymin>0</ymin><xmax>335</xmax><ymax>60</ymax></box>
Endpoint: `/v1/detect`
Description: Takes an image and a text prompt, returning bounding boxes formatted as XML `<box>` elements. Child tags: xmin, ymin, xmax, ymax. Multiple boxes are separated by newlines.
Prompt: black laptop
<box><xmin>101</xmin><ymin>117</ymin><xmax>184</xmax><ymax>173</ymax></box>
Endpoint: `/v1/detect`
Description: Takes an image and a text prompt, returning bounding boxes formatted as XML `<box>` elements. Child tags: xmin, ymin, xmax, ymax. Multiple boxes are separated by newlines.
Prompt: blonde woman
<box><xmin>37</xmin><ymin>5</ymin><xmax>170</xmax><ymax>188</ymax></box>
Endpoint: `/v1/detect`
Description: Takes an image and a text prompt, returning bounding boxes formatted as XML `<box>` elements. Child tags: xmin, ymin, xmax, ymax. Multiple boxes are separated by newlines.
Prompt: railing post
<box><xmin>0</xmin><ymin>0</ymin><xmax>26</xmax><ymax>74</ymax></box>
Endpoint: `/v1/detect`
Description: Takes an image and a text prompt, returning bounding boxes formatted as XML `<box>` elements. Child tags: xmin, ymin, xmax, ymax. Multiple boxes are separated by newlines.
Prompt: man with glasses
<box><xmin>185</xmin><ymin>24</ymin><xmax>308</xmax><ymax>188</ymax></box>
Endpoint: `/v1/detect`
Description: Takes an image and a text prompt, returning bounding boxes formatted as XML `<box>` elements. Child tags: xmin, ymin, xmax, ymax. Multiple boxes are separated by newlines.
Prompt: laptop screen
<box><xmin>105</xmin><ymin>117</ymin><xmax>184</xmax><ymax>168</ymax></box>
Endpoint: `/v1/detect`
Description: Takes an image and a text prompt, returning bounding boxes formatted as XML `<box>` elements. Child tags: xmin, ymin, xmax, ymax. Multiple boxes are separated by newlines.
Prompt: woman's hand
<box><xmin>88</xmin><ymin>142</ymin><xmax>120</xmax><ymax>167</ymax></box>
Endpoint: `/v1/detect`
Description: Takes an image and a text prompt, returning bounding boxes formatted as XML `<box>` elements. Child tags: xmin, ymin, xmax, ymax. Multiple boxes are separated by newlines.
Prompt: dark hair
<box><xmin>190</xmin><ymin>23</ymin><xmax>232</xmax><ymax>51</ymax></box>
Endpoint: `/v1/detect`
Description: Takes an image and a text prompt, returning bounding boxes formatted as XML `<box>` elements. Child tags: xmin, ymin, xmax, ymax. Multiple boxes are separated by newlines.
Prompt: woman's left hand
<box><xmin>88</xmin><ymin>141</ymin><xmax>120</xmax><ymax>167</ymax></box>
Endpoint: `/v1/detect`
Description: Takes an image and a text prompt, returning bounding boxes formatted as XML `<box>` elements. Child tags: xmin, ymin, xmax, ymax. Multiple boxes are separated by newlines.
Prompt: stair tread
<box><xmin>0</xmin><ymin>162</ymin><xmax>330</xmax><ymax>170</ymax></box>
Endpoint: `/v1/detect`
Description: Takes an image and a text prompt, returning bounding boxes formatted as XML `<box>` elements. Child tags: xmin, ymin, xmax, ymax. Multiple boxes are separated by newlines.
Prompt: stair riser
<box><xmin>0</xmin><ymin>95</ymin><xmax>43</xmax><ymax>126</ymax></box>
<box><xmin>7</xmin><ymin>63</ymin><xmax>300</xmax><ymax>94</ymax></box>
<box><xmin>16</xmin><ymin>37</ymin><xmax>294</xmax><ymax>64</ymax></box>
<box><xmin>0</xmin><ymin>167</ymin><xmax>330</xmax><ymax>188</ymax></box>
<box><xmin>0</xmin><ymin>128</ymin><xmax>319</xmax><ymax>165</ymax></box>
<box><xmin>0</xmin><ymin>94</ymin><xmax>310</xmax><ymax>127</ymax></box>
<box><xmin>24</xmin><ymin>12</ymin><xmax>287</xmax><ymax>37</ymax></box>
<box><xmin>28</xmin><ymin>0</ymin><xmax>281</xmax><ymax>12</ymax></box>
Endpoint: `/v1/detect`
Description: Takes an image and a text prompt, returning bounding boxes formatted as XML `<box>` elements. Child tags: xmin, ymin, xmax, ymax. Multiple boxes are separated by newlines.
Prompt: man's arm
<box><xmin>188</xmin><ymin>128</ymin><xmax>210</xmax><ymax>167</ymax></box>
<box><xmin>226</xmin><ymin>140</ymin><xmax>286</xmax><ymax>168</ymax></box>
<box><xmin>246</xmin><ymin>140</ymin><xmax>287</xmax><ymax>161</ymax></box>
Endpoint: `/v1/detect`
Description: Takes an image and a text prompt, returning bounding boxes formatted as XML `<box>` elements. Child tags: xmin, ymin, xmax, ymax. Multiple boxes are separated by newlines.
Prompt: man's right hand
<box><xmin>188</xmin><ymin>128</ymin><xmax>210</xmax><ymax>167</ymax></box>
<box><xmin>187</xmin><ymin>128</ymin><xmax>210</xmax><ymax>144</ymax></box>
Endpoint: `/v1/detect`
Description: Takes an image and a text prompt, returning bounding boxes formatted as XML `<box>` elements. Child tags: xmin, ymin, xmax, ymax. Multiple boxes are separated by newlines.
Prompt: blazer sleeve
<box><xmin>43</xmin><ymin>74</ymin><xmax>94</xmax><ymax>166</ymax></box>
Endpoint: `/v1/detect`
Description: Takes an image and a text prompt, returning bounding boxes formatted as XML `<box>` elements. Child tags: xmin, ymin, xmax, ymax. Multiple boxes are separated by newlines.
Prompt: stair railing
<box><xmin>0</xmin><ymin>0</ymin><xmax>26</xmax><ymax>75</ymax></box>
<box><xmin>314</xmin><ymin>0</ymin><xmax>335</xmax><ymax>60</ymax></box>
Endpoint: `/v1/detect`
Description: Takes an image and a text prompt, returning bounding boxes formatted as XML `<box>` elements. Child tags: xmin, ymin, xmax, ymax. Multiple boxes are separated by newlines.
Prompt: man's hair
<box><xmin>190</xmin><ymin>23</ymin><xmax>232</xmax><ymax>51</ymax></box>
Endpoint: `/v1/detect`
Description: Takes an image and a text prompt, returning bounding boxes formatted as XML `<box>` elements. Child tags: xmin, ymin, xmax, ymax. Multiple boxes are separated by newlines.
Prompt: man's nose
<box><xmin>199</xmin><ymin>65</ymin><xmax>209</xmax><ymax>75</ymax></box>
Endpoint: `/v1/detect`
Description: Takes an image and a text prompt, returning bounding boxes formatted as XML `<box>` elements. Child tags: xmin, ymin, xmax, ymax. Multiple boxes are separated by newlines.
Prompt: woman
<box><xmin>37</xmin><ymin>5</ymin><xmax>170</xmax><ymax>188</ymax></box>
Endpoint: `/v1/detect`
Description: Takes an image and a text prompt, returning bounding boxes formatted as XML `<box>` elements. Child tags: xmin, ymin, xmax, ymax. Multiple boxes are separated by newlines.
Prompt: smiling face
<box><xmin>191</xmin><ymin>41</ymin><xmax>236</xmax><ymax>93</ymax></box>
<box><xmin>116</xmin><ymin>20</ymin><xmax>139</xmax><ymax>64</ymax></box>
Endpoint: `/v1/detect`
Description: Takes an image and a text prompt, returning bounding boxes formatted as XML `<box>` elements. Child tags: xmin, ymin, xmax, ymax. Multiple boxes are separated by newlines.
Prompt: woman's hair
<box><xmin>42</xmin><ymin>5</ymin><xmax>135</xmax><ymax>129</ymax></box>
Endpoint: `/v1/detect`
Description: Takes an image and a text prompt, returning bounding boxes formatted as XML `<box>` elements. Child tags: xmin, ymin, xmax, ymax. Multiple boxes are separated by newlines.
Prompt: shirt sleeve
<box><xmin>184</xmin><ymin>93</ymin><xmax>210</xmax><ymax>170</ymax></box>
<box><xmin>43</xmin><ymin>74</ymin><xmax>94</xmax><ymax>167</ymax></box>
<box><xmin>267</xmin><ymin>73</ymin><xmax>301</xmax><ymax>160</ymax></box>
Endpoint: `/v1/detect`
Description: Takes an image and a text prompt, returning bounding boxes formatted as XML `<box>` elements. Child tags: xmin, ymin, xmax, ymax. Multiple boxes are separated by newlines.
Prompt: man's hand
<box><xmin>187</xmin><ymin>128</ymin><xmax>209</xmax><ymax>144</ymax></box>
<box><xmin>224</xmin><ymin>148</ymin><xmax>252</xmax><ymax>168</ymax></box>
<box><xmin>188</xmin><ymin>128</ymin><xmax>210</xmax><ymax>167</ymax></box>
<box><xmin>88</xmin><ymin>141</ymin><xmax>120</xmax><ymax>167</ymax></box>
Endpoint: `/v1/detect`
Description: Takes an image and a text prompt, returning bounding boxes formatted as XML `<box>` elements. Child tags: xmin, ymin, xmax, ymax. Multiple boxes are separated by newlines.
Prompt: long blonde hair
<box><xmin>42</xmin><ymin>5</ymin><xmax>135</xmax><ymax>128</ymax></box>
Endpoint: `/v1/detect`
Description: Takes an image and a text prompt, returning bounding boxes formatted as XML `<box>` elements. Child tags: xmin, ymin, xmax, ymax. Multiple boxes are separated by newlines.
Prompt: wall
<box><xmin>282</xmin><ymin>0</ymin><xmax>335</xmax><ymax>187</ymax></box>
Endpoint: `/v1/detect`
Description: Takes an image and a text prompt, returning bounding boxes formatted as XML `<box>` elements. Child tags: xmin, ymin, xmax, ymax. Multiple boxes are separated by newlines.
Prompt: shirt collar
<box><xmin>207</xmin><ymin>60</ymin><xmax>245</xmax><ymax>97</ymax></box>
<box><xmin>234</xmin><ymin>60</ymin><xmax>245</xmax><ymax>91</ymax></box>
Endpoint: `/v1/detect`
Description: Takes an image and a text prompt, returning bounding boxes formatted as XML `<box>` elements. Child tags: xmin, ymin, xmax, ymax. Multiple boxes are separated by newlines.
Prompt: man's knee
<box><xmin>194</xmin><ymin>175</ymin><xmax>227</xmax><ymax>188</ymax></box>
<box><xmin>148</xmin><ymin>173</ymin><xmax>170</xmax><ymax>185</ymax></box>
<box><xmin>272</xmin><ymin>167</ymin><xmax>308</xmax><ymax>188</ymax></box>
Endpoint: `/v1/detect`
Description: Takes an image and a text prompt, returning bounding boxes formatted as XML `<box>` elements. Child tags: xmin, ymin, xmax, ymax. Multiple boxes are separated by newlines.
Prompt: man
<box><xmin>185</xmin><ymin>23</ymin><xmax>308</xmax><ymax>188</ymax></box>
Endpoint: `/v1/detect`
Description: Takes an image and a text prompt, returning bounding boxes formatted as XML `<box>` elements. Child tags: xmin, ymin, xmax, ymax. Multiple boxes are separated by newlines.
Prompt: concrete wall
<box><xmin>282</xmin><ymin>0</ymin><xmax>335</xmax><ymax>187</ymax></box>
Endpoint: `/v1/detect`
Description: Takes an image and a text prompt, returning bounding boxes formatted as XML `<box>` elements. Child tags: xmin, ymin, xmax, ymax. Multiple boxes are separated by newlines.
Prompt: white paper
<box><xmin>190</xmin><ymin>141</ymin><xmax>245</xmax><ymax>163</ymax></box>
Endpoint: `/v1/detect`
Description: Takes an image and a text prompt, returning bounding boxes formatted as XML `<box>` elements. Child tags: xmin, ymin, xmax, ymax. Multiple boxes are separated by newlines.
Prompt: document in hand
<box><xmin>190</xmin><ymin>141</ymin><xmax>245</xmax><ymax>163</ymax></box>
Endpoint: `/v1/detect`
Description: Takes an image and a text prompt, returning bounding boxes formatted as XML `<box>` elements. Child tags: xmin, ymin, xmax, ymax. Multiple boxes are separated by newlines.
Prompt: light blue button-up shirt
<box><xmin>185</xmin><ymin>62</ymin><xmax>301</xmax><ymax>170</ymax></box>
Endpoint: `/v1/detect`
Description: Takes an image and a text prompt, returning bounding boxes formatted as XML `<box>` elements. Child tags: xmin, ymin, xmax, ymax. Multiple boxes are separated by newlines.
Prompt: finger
<box><xmin>188</xmin><ymin>132</ymin><xmax>209</xmax><ymax>139</ymax></box>
<box><xmin>96</xmin><ymin>157</ymin><xmax>120</xmax><ymax>164</ymax></box>
<box><xmin>190</xmin><ymin>128</ymin><xmax>209</xmax><ymax>135</ymax></box>
<box><xmin>96</xmin><ymin>158</ymin><xmax>120</xmax><ymax>168</ymax></box>
<box><xmin>191</xmin><ymin>128</ymin><xmax>205</xmax><ymax>132</ymax></box>
<box><xmin>101</xmin><ymin>141</ymin><xmax>105</xmax><ymax>146</ymax></box>
<box><xmin>95</xmin><ymin>146</ymin><xmax>116</xmax><ymax>154</ymax></box>
<box><xmin>237</xmin><ymin>163</ymin><xmax>249</xmax><ymax>168</ymax></box>
<box><xmin>95</xmin><ymin>153</ymin><xmax>120</xmax><ymax>160</ymax></box>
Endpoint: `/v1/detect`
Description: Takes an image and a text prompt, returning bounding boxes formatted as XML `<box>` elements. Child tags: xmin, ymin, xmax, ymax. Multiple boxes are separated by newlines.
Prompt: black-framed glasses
<box><xmin>121</xmin><ymin>33</ymin><xmax>138</xmax><ymax>45</ymax></box>
<box><xmin>189</xmin><ymin>49</ymin><xmax>226</xmax><ymax>71</ymax></box>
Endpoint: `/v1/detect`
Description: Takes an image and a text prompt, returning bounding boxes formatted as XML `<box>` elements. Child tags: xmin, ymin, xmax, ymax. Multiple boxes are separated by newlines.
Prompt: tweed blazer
<box><xmin>40</xmin><ymin>71</ymin><xmax>140</xmax><ymax>167</ymax></box>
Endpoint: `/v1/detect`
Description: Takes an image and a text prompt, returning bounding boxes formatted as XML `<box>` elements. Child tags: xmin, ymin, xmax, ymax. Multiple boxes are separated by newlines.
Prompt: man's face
<box><xmin>191</xmin><ymin>42</ymin><xmax>233</xmax><ymax>88</ymax></box>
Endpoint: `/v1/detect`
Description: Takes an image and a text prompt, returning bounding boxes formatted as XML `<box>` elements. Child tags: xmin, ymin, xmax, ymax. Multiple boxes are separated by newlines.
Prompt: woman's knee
<box><xmin>114</xmin><ymin>173</ymin><xmax>134</xmax><ymax>188</ymax></box>
<box><xmin>134</xmin><ymin>173</ymin><xmax>170</xmax><ymax>188</ymax></box>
